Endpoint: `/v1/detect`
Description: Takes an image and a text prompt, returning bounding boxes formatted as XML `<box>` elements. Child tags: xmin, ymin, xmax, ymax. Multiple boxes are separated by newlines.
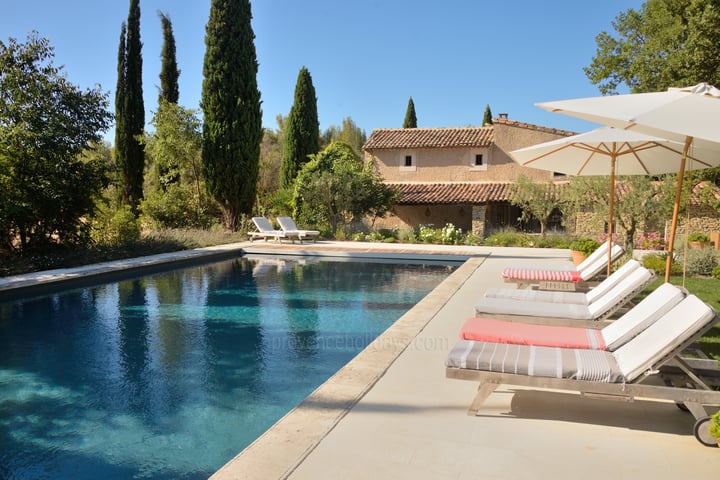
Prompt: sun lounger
<box><xmin>248</xmin><ymin>216</ymin><xmax>298</xmax><ymax>243</ymax></box>
<box><xmin>446</xmin><ymin>294</ymin><xmax>720</xmax><ymax>446</ymax></box>
<box><xmin>474</xmin><ymin>265</ymin><xmax>656</xmax><ymax>327</ymax></box>
<box><xmin>484</xmin><ymin>259</ymin><xmax>641</xmax><ymax>306</ymax></box>
<box><xmin>501</xmin><ymin>241</ymin><xmax>625</xmax><ymax>290</ymax></box>
<box><xmin>461</xmin><ymin>282</ymin><xmax>685</xmax><ymax>350</ymax></box>
<box><xmin>277</xmin><ymin>216</ymin><xmax>320</xmax><ymax>243</ymax></box>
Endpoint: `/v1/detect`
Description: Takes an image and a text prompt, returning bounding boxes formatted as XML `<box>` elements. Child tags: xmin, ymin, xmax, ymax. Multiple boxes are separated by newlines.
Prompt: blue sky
<box><xmin>3</xmin><ymin>0</ymin><xmax>645</xmax><ymax>143</ymax></box>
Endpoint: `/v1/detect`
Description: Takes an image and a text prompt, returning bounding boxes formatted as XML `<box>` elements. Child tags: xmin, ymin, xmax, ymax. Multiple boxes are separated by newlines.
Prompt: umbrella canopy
<box><xmin>536</xmin><ymin>83</ymin><xmax>720</xmax><ymax>281</ymax></box>
<box><xmin>510</xmin><ymin>127</ymin><xmax>720</xmax><ymax>276</ymax></box>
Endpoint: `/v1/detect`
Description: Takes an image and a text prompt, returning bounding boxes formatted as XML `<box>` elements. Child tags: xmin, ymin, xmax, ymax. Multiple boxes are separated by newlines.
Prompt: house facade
<box><xmin>362</xmin><ymin>117</ymin><xmax>575</xmax><ymax>236</ymax></box>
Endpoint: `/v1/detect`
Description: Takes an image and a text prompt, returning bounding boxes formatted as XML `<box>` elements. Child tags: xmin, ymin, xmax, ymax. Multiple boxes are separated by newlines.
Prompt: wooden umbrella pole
<box><xmin>607</xmin><ymin>152</ymin><xmax>616</xmax><ymax>277</ymax></box>
<box><xmin>665</xmin><ymin>136</ymin><xmax>693</xmax><ymax>282</ymax></box>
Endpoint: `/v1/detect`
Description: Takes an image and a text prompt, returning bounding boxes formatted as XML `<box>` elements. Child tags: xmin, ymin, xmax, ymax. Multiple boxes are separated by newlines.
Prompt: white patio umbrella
<box><xmin>536</xmin><ymin>83</ymin><xmax>720</xmax><ymax>281</ymax></box>
<box><xmin>510</xmin><ymin>127</ymin><xmax>720</xmax><ymax>276</ymax></box>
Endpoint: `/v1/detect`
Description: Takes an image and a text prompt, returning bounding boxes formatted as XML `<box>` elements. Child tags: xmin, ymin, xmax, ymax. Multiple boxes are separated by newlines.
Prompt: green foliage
<box><xmin>403</xmin><ymin>97</ymin><xmax>417</xmax><ymax>128</ymax></box>
<box><xmin>115</xmin><ymin>0</ymin><xmax>146</xmax><ymax>215</ymax></box>
<box><xmin>570</xmin><ymin>238</ymin><xmax>601</xmax><ymax>257</ymax></box>
<box><xmin>642</xmin><ymin>253</ymin><xmax>683</xmax><ymax>276</ymax></box>
<box><xmin>293</xmin><ymin>142</ymin><xmax>398</xmax><ymax>235</ymax></box>
<box><xmin>713</xmin><ymin>266</ymin><xmax>720</xmax><ymax>280</ymax></box>
<box><xmin>93</xmin><ymin>204</ymin><xmax>141</xmax><ymax>245</ymax></box>
<box><xmin>710</xmin><ymin>411</ymin><xmax>720</xmax><ymax>439</ymax></box>
<box><xmin>201</xmin><ymin>0</ymin><xmax>262</xmax><ymax>230</ymax></box>
<box><xmin>510</xmin><ymin>176</ymin><xmax>564</xmax><ymax>236</ymax></box>
<box><xmin>688</xmin><ymin>232</ymin><xmax>710</xmax><ymax>243</ymax></box>
<box><xmin>141</xmin><ymin>101</ymin><xmax>213</xmax><ymax>228</ymax></box>
<box><xmin>416</xmin><ymin>224</ymin><xmax>465</xmax><ymax>245</ymax></box>
<box><xmin>483</xmin><ymin>229</ymin><xmax>533</xmax><ymax>247</ymax></box>
<box><xmin>482</xmin><ymin>104</ymin><xmax>493</xmax><ymax>126</ymax></box>
<box><xmin>0</xmin><ymin>34</ymin><xmax>112</xmax><ymax>253</ymax></box>
<box><xmin>585</xmin><ymin>0</ymin><xmax>720</xmax><ymax>94</ymax></box>
<box><xmin>281</xmin><ymin>66</ymin><xmax>320</xmax><ymax>189</ymax></box>
<box><xmin>679</xmin><ymin>247</ymin><xmax>718</xmax><ymax>276</ymax></box>
<box><xmin>563</xmin><ymin>175</ymin><xmax>669</xmax><ymax>248</ymax></box>
<box><xmin>158</xmin><ymin>12</ymin><xmax>180</xmax><ymax>104</ymax></box>
<box><xmin>320</xmin><ymin>117</ymin><xmax>367</xmax><ymax>156</ymax></box>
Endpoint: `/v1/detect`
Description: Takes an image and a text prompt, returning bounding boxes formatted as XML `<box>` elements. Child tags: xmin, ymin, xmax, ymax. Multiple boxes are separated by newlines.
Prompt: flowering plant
<box><xmin>635</xmin><ymin>232</ymin><xmax>665</xmax><ymax>250</ymax></box>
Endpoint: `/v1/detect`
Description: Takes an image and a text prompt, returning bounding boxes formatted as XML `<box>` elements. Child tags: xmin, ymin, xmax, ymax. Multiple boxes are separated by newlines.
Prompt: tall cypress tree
<box><xmin>403</xmin><ymin>97</ymin><xmax>417</xmax><ymax>128</ymax></box>
<box><xmin>115</xmin><ymin>0</ymin><xmax>145</xmax><ymax>215</ymax></box>
<box><xmin>280</xmin><ymin>66</ymin><xmax>319</xmax><ymax>189</ymax></box>
<box><xmin>482</xmin><ymin>104</ymin><xmax>493</xmax><ymax>126</ymax></box>
<box><xmin>114</xmin><ymin>22</ymin><xmax>127</xmax><ymax>186</ymax></box>
<box><xmin>201</xmin><ymin>0</ymin><xmax>262</xmax><ymax>230</ymax></box>
<box><xmin>158</xmin><ymin>11</ymin><xmax>180</xmax><ymax>104</ymax></box>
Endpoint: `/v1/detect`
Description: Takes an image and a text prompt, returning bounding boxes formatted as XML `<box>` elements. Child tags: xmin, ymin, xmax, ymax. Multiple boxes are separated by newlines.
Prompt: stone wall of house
<box><xmin>371</xmin><ymin>205</ymin><xmax>473</xmax><ymax>233</ymax></box>
<box><xmin>368</xmin><ymin>122</ymin><xmax>573</xmax><ymax>185</ymax></box>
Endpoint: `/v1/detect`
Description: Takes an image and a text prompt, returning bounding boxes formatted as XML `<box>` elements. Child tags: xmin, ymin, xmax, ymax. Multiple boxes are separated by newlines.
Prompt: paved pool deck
<box><xmin>3</xmin><ymin>241</ymin><xmax>719</xmax><ymax>478</ymax></box>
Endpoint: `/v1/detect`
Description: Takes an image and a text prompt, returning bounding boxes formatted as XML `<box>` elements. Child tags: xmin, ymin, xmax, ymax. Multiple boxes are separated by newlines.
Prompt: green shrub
<box><xmin>688</xmin><ymin>232</ymin><xmax>711</xmax><ymax>243</ymax></box>
<box><xmin>680</xmin><ymin>247</ymin><xmax>718</xmax><ymax>276</ymax></box>
<box><xmin>484</xmin><ymin>229</ymin><xmax>532</xmax><ymax>247</ymax></box>
<box><xmin>642</xmin><ymin>253</ymin><xmax>682</xmax><ymax>275</ymax></box>
<box><xmin>570</xmin><ymin>237</ymin><xmax>601</xmax><ymax>257</ymax></box>
<box><xmin>712</xmin><ymin>266</ymin><xmax>720</xmax><ymax>280</ymax></box>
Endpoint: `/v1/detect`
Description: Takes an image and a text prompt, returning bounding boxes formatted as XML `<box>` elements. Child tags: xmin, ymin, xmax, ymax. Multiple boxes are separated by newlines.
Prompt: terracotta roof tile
<box><xmin>363</xmin><ymin>127</ymin><xmax>493</xmax><ymax>150</ymax></box>
<box><xmin>389</xmin><ymin>182</ymin><xmax>515</xmax><ymax>205</ymax></box>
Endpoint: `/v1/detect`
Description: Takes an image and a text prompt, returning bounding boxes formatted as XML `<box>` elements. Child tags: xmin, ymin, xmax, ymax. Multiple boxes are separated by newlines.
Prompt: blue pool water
<box><xmin>0</xmin><ymin>255</ymin><xmax>456</xmax><ymax>479</ymax></box>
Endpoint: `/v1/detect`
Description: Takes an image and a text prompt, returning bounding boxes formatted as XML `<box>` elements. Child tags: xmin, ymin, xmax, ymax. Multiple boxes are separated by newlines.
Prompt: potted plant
<box><xmin>569</xmin><ymin>237</ymin><xmax>601</xmax><ymax>265</ymax></box>
<box><xmin>688</xmin><ymin>232</ymin><xmax>711</xmax><ymax>249</ymax></box>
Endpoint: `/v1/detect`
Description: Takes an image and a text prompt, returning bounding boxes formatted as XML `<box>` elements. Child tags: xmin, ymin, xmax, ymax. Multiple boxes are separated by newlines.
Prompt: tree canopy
<box><xmin>280</xmin><ymin>66</ymin><xmax>320</xmax><ymax>189</ymax></box>
<box><xmin>201</xmin><ymin>0</ymin><xmax>262</xmax><ymax>230</ymax></box>
<box><xmin>293</xmin><ymin>142</ymin><xmax>399</xmax><ymax>235</ymax></box>
<box><xmin>482</xmin><ymin>104</ymin><xmax>493</xmax><ymax>126</ymax></box>
<box><xmin>115</xmin><ymin>0</ymin><xmax>146</xmax><ymax>215</ymax></box>
<box><xmin>585</xmin><ymin>0</ymin><xmax>720</xmax><ymax>95</ymax></box>
<box><xmin>403</xmin><ymin>97</ymin><xmax>417</xmax><ymax>128</ymax></box>
<box><xmin>158</xmin><ymin>11</ymin><xmax>180</xmax><ymax>104</ymax></box>
<box><xmin>0</xmin><ymin>34</ymin><xmax>111</xmax><ymax>252</ymax></box>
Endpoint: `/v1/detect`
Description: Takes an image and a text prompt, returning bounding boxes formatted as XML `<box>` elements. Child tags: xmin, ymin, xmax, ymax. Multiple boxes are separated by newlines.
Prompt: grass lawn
<box><xmin>645</xmin><ymin>276</ymin><xmax>720</xmax><ymax>361</ymax></box>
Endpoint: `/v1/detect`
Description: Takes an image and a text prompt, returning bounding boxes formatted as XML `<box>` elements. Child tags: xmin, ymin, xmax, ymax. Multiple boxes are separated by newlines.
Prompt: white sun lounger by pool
<box><xmin>446</xmin><ymin>294</ymin><xmax>720</xmax><ymax>446</ymax></box>
<box><xmin>248</xmin><ymin>217</ymin><xmax>300</xmax><ymax>243</ymax></box>
<box><xmin>277</xmin><ymin>217</ymin><xmax>320</xmax><ymax>243</ymax></box>
<box><xmin>484</xmin><ymin>259</ymin><xmax>642</xmax><ymax>306</ymax></box>
<box><xmin>461</xmin><ymin>282</ymin><xmax>685</xmax><ymax>351</ymax></box>
<box><xmin>474</xmin><ymin>264</ymin><xmax>656</xmax><ymax>327</ymax></box>
<box><xmin>501</xmin><ymin>241</ymin><xmax>625</xmax><ymax>290</ymax></box>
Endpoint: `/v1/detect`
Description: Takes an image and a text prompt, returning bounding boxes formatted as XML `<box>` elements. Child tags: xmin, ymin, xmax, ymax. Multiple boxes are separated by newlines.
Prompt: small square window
<box><xmin>475</xmin><ymin>154</ymin><xmax>483</xmax><ymax>166</ymax></box>
<box><xmin>404</xmin><ymin>155</ymin><xmax>413</xmax><ymax>167</ymax></box>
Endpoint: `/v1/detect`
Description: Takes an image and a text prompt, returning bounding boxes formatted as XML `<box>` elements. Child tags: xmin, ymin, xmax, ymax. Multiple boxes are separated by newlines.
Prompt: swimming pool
<box><xmin>0</xmin><ymin>255</ymin><xmax>457</xmax><ymax>479</ymax></box>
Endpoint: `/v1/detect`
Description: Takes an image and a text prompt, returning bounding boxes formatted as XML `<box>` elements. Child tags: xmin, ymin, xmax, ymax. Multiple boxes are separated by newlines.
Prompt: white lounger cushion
<box><xmin>602</xmin><ymin>282</ymin><xmax>685</xmax><ymax>350</ymax></box>
<box><xmin>484</xmin><ymin>260</ymin><xmax>641</xmax><ymax>306</ymax></box>
<box><xmin>613</xmin><ymin>294</ymin><xmax>716</xmax><ymax>380</ymax></box>
<box><xmin>475</xmin><ymin>266</ymin><xmax>654</xmax><ymax>321</ymax></box>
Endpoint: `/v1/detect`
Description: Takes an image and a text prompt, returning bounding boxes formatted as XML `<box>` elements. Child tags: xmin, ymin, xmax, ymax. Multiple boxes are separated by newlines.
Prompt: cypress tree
<box><xmin>114</xmin><ymin>22</ymin><xmax>127</xmax><ymax>186</ymax></box>
<box><xmin>115</xmin><ymin>0</ymin><xmax>145</xmax><ymax>215</ymax></box>
<box><xmin>158</xmin><ymin>11</ymin><xmax>180</xmax><ymax>104</ymax></box>
<box><xmin>201</xmin><ymin>0</ymin><xmax>262</xmax><ymax>230</ymax></box>
<box><xmin>280</xmin><ymin>66</ymin><xmax>320</xmax><ymax>189</ymax></box>
<box><xmin>482</xmin><ymin>104</ymin><xmax>493</xmax><ymax>125</ymax></box>
<box><xmin>403</xmin><ymin>97</ymin><xmax>417</xmax><ymax>128</ymax></box>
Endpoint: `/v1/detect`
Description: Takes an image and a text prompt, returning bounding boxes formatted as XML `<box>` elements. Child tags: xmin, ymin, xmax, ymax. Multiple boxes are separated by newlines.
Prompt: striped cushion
<box><xmin>445</xmin><ymin>340</ymin><xmax>624</xmax><ymax>382</ymax></box>
<box><xmin>501</xmin><ymin>267</ymin><xmax>583</xmax><ymax>283</ymax></box>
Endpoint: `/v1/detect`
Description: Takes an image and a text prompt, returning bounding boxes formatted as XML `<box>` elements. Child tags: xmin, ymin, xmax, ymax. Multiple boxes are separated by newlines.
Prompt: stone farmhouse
<box><xmin>362</xmin><ymin>116</ymin><xmax>720</xmax><ymax>242</ymax></box>
<box><xmin>362</xmin><ymin>117</ymin><xmax>574</xmax><ymax>237</ymax></box>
